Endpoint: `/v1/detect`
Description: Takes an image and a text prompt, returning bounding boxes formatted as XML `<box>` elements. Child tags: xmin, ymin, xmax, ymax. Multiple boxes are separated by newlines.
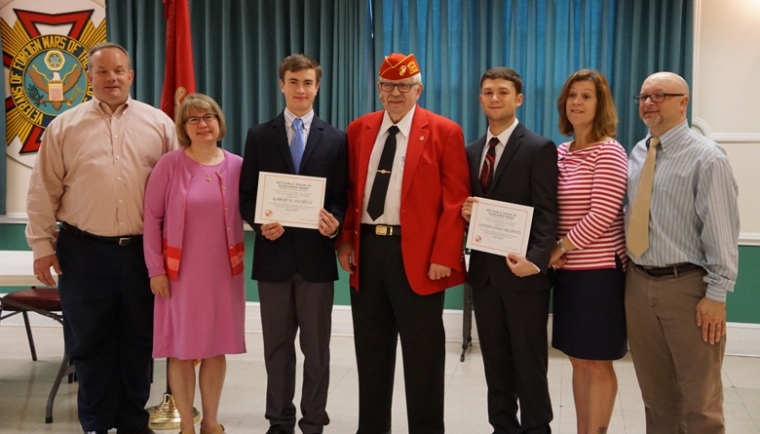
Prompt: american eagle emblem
<box><xmin>27</xmin><ymin>63</ymin><xmax>84</xmax><ymax>110</ymax></box>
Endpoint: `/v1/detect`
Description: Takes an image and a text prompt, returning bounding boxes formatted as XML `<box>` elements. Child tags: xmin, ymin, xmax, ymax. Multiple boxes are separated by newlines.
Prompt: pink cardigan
<box><xmin>143</xmin><ymin>148</ymin><xmax>245</xmax><ymax>279</ymax></box>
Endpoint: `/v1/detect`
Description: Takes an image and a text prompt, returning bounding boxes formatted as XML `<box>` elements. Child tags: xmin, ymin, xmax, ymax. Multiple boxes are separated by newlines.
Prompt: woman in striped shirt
<box><xmin>550</xmin><ymin>69</ymin><xmax>628</xmax><ymax>434</ymax></box>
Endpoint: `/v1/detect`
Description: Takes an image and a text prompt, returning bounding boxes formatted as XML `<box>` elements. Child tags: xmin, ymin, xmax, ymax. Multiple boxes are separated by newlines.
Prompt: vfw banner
<box><xmin>1</xmin><ymin>0</ymin><xmax>106</xmax><ymax>168</ymax></box>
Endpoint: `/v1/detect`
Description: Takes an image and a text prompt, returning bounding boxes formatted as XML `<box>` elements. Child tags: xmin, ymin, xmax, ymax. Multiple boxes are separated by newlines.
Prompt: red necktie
<box><xmin>480</xmin><ymin>137</ymin><xmax>498</xmax><ymax>196</ymax></box>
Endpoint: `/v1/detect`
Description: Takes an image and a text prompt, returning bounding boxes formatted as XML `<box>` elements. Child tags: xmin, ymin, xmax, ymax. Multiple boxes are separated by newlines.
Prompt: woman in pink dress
<box><xmin>143</xmin><ymin>93</ymin><xmax>246</xmax><ymax>434</ymax></box>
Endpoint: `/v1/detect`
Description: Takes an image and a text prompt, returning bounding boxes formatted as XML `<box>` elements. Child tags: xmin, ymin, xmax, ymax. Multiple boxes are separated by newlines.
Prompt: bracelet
<box><xmin>556</xmin><ymin>238</ymin><xmax>569</xmax><ymax>254</ymax></box>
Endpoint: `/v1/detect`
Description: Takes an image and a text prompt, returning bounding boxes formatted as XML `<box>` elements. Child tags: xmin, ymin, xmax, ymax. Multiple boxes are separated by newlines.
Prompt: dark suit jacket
<box><xmin>339</xmin><ymin>107</ymin><xmax>471</xmax><ymax>295</ymax></box>
<box><xmin>239</xmin><ymin>112</ymin><xmax>347</xmax><ymax>282</ymax></box>
<box><xmin>466</xmin><ymin>123</ymin><xmax>558</xmax><ymax>291</ymax></box>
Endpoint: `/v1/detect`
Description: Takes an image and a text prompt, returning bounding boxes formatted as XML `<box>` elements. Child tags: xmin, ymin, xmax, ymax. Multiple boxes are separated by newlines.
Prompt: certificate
<box><xmin>254</xmin><ymin>172</ymin><xmax>326</xmax><ymax>229</ymax></box>
<box><xmin>465</xmin><ymin>197</ymin><xmax>533</xmax><ymax>257</ymax></box>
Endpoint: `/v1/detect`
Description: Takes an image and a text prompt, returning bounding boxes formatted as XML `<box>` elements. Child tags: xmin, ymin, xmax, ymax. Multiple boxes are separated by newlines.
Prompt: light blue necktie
<box><xmin>291</xmin><ymin>118</ymin><xmax>305</xmax><ymax>174</ymax></box>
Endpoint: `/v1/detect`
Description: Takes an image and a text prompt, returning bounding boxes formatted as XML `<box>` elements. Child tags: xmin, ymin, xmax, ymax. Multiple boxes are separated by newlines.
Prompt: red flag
<box><xmin>160</xmin><ymin>0</ymin><xmax>196</xmax><ymax>119</ymax></box>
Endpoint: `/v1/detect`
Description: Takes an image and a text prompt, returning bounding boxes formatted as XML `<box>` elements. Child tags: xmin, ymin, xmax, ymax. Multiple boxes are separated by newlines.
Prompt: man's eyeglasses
<box><xmin>378</xmin><ymin>82</ymin><xmax>418</xmax><ymax>93</ymax></box>
<box><xmin>185</xmin><ymin>113</ymin><xmax>218</xmax><ymax>125</ymax></box>
<box><xmin>633</xmin><ymin>93</ymin><xmax>685</xmax><ymax>104</ymax></box>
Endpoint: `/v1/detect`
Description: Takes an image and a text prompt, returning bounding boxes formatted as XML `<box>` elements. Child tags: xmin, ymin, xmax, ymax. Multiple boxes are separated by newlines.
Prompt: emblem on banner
<box><xmin>27</xmin><ymin>49</ymin><xmax>86</xmax><ymax>109</ymax></box>
<box><xmin>2</xmin><ymin>3</ymin><xmax>106</xmax><ymax>168</ymax></box>
<box><xmin>9</xmin><ymin>38</ymin><xmax>89</xmax><ymax>129</ymax></box>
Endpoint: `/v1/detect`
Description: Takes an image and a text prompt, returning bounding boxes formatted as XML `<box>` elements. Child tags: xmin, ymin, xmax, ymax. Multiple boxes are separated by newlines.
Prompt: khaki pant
<box><xmin>625</xmin><ymin>265</ymin><xmax>725</xmax><ymax>434</ymax></box>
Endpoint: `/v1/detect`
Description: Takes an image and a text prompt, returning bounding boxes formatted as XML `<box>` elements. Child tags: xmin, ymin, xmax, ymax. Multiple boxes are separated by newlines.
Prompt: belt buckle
<box><xmin>375</xmin><ymin>225</ymin><xmax>389</xmax><ymax>236</ymax></box>
<box><xmin>118</xmin><ymin>237</ymin><xmax>131</xmax><ymax>246</ymax></box>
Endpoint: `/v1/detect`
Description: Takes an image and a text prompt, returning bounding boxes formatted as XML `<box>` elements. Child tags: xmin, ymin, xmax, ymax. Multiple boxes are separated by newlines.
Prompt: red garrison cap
<box><xmin>379</xmin><ymin>53</ymin><xmax>420</xmax><ymax>80</ymax></box>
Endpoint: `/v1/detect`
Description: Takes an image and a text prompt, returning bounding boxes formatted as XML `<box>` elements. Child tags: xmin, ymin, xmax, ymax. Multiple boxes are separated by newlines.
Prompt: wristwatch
<box><xmin>556</xmin><ymin>238</ymin><xmax>569</xmax><ymax>254</ymax></box>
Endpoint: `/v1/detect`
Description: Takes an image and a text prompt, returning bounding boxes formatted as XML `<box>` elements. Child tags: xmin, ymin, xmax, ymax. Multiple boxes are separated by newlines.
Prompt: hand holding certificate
<box><xmin>254</xmin><ymin>172</ymin><xmax>326</xmax><ymax>229</ymax></box>
<box><xmin>465</xmin><ymin>197</ymin><xmax>533</xmax><ymax>257</ymax></box>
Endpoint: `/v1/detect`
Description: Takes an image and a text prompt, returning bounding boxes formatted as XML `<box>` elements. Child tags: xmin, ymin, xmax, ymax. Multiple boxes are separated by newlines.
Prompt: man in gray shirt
<box><xmin>625</xmin><ymin>71</ymin><xmax>739</xmax><ymax>433</ymax></box>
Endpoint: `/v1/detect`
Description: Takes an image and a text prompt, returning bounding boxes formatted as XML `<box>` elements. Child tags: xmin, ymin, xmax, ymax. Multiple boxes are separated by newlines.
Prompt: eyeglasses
<box><xmin>378</xmin><ymin>81</ymin><xmax>418</xmax><ymax>93</ymax></box>
<box><xmin>633</xmin><ymin>93</ymin><xmax>685</xmax><ymax>104</ymax></box>
<box><xmin>185</xmin><ymin>113</ymin><xmax>218</xmax><ymax>125</ymax></box>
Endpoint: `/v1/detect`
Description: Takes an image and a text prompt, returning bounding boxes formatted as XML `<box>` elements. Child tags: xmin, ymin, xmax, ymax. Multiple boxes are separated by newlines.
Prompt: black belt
<box><xmin>61</xmin><ymin>222</ymin><xmax>142</xmax><ymax>246</ymax></box>
<box><xmin>635</xmin><ymin>262</ymin><xmax>702</xmax><ymax>277</ymax></box>
<box><xmin>362</xmin><ymin>224</ymin><xmax>401</xmax><ymax>236</ymax></box>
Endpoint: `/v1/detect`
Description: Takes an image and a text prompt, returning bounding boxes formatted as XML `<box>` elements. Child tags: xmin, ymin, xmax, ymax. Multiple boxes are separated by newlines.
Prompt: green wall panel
<box><xmin>731</xmin><ymin>246</ymin><xmax>760</xmax><ymax>324</ymax></box>
<box><xmin>0</xmin><ymin>224</ymin><xmax>29</xmax><ymax>250</ymax></box>
<box><xmin>1</xmin><ymin>223</ymin><xmax>753</xmax><ymax>320</ymax></box>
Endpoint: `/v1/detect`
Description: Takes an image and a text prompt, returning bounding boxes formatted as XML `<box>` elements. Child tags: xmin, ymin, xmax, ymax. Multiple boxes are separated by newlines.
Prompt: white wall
<box><xmin>693</xmin><ymin>0</ymin><xmax>760</xmax><ymax>239</ymax></box>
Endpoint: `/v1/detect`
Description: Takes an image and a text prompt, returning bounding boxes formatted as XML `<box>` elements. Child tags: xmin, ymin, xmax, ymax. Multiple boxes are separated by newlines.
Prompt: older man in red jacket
<box><xmin>338</xmin><ymin>53</ymin><xmax>470</xmax><ymax>434</ymax></box>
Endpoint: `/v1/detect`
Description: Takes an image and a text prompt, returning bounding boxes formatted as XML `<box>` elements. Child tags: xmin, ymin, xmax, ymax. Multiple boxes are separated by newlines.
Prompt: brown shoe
<box><xmin>199</xmin><ymin>424</ymin><xmax>225</xmax><ymax>434</ymax></box>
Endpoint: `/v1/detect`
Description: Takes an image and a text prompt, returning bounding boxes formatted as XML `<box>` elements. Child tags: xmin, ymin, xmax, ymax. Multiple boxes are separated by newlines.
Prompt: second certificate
<box><xmin>254</xmin><ymin>172</ymin><xmax>326</xmax><ymax>230</ymax></box>
<box><xmin>466</xmin><ymin>197</ymin><xmax>534</xmax><ymax>257</ymax></box>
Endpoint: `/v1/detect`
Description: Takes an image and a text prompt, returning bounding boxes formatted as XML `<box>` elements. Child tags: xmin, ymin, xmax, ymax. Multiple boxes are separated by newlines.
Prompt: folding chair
<box><xmin>0</xmin><ymin>287</ymin><xmax>75</xmax><ymax>423</ymax></box>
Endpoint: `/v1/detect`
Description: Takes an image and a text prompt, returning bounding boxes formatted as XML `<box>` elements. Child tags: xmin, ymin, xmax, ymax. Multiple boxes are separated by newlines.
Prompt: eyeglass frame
<box><xmin>185</xmin><ymin>113</ymin><xmax>218</xmax><ymax>125</ymax></box>
<box><xmin>633</xmin><ymin>93</ymin><xmax>685</xmax><ymax>104</ymax></box>
<box><xmin>378</xmin><ymin>81</ymin><xmax>420</xmax><ymax>93</ymax></box>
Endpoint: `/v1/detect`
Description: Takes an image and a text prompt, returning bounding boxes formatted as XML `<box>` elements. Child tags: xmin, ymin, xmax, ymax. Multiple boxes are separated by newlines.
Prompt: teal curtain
<box><xmin>105</xmin><ymin>1</ymin><xmax>166</xmax><ymax>104</ymax></box>
<box><xmin>2</xmin><ymin>0</ymin><xmax>692</xmax><ymax>215</ymax></box>
<box><xmin>105</xmin><ymin>0</ymin><xmax>692</xmax><ymax>152</ymax></box>
<box><xmin>105</xmin><ymin>0</ymin><xmax>691</xmax><ymax>152</ymax></box>
<box><xmin>373</xmin><ymin>0</ymin><xmax>693</xmax><ymax>150</ymax></box>
<box><xmin>106</xmin><ymin>0</ymin><xmax>373</xmax><ymax>155</ymax></box>
<box><xmin>611</xmin><ymin>0</ymin><xmax>693</xmax><ymax>150</ymax></box>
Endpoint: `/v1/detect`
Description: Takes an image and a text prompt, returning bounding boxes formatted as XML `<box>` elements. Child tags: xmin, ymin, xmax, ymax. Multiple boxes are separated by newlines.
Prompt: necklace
<box><xmin>187</xmin><ymin>147</ymin><xmax>222</xmax><ymax>182</ymax></box>
<box><xmin>200</xmin><ymin>167</ymin><xmax>213</xmax><ymax>182</ymax></box>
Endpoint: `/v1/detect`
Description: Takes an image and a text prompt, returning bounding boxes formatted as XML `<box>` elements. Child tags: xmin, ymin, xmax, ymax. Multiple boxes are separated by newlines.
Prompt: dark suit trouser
<box><xmin>259</xmin><ymin>275</ymin><xmax>333</xmax><ymax>433</ymax></box>
<box><xmin>56</xmin><ymin>228</ymin><xmax>154</xmax><ymax>431</ymax></box>
<box><xmin>472</xmin><ymin>281</ymin><xmax>552</xmax><ymax>434</ymax></box>
<box><xmin>352</xmin><ymin>230</ymin><xmax>445</xmax><ymax>434</ymax></box>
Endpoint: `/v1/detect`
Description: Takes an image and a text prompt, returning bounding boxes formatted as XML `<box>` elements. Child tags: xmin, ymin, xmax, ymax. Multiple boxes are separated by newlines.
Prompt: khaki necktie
<box><xmin>626</xmin><ymin>137</ymin><xmax>660</xmax><ymax>259</ymax></box>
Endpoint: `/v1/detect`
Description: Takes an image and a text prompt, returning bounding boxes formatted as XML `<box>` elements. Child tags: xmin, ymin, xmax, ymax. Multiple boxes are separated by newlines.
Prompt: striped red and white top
<box><xmin>557</xmin><ymin>139</ymin><xmax>628</xmax><ymax>270</ymax></box>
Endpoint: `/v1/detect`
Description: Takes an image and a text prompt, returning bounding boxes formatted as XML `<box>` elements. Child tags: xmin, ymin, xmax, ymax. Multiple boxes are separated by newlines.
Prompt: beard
<box><xmin>642</xmin><ymin>112</ymin><xmax>662</xmax><ymax>129</ymax></box>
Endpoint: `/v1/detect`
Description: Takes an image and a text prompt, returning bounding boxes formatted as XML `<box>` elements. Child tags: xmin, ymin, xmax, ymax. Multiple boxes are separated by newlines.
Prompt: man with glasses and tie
<box><xmin>337</xmin><ymin>53</ymin><xmax>470</xmax><ymax>434</ymax></box>
<box><xmin>625</xmin><ymin>72</ymin><xmax>739</xmax><ymax>433</ymax></box>
<box><xmin>239</xmin><ymin>54</ymin><xmax>347</xmax><ymax>434</ymax></box>
<box><xmin>460</xmin><ymin>67</ymin><xmax>558</xmax><ymax>434</ymax></box>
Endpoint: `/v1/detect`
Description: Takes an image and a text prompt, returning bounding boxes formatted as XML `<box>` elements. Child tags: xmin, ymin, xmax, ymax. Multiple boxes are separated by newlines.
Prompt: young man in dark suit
<box><xmin>239</xmin><ymin>54</ymin><xmax>347</xmax><ymax>434</ymax></box>
<box><xmin>461</xmin><ymin>67</ymin><xmax>558</xmax><ymax>434</ymax></box>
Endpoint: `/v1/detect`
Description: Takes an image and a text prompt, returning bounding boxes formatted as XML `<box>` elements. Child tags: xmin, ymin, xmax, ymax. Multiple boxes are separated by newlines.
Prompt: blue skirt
<box><xmin>551</xmin><ymin>258</ymin><xmax>627</xmax><ymax>360</ymax></box>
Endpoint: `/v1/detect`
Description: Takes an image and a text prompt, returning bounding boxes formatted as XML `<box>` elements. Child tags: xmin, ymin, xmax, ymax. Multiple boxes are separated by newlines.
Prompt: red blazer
<box><xmin>339</xmin><ymin>107</ymin><xmax>471</xmax><ymax>295</ymax></box>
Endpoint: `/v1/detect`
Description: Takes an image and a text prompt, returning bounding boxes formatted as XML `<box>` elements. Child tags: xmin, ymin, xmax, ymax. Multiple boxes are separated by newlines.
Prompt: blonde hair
<box><xmin>174</xmin><ymin>93</ymin><xmax>227</xmax><ymax>147</ymax></box>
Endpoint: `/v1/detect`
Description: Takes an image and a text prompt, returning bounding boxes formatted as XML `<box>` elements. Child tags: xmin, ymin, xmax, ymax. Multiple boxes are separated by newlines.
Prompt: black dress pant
<box><xmin>472</xmin><ymin>280</ymin><xmax>552</xmax><ymax>434</ymax></box>
<box><xmin>352</xmin><ymin>229</ymin><xmax>445</xmax><ymax>434</ymax></box>
<box><xmin>57</xmin><ymin>228</ymin><xmax>154</xmax><ymax>431</ymax></box>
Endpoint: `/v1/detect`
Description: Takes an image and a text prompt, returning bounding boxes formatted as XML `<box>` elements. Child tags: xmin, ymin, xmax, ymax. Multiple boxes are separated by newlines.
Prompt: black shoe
<box><xmin>116</xmin><ymin>428</ymin><xmax>155</xmax><ymax>434</ymax></box>
<box><xmin>265</xmin><ymin>426</ymin><xmax>294</xmax><ymax>434</ymax></box>
<box><xmin>84</xmin><ymin>431</ymin><xmax>108</xmax><ymax>434</ymax></box>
